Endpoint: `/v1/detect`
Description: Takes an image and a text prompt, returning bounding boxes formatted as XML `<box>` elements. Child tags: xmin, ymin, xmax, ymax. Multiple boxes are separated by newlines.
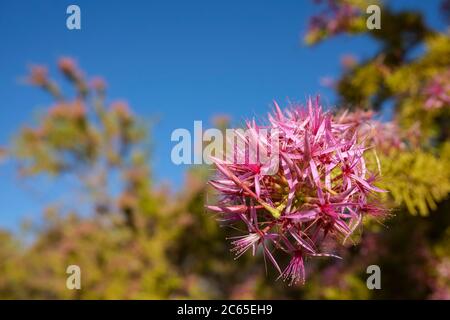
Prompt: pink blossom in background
<box><xmin>424</xmin><ymin>71</ymin><xmax>450</xmax><ymax>110</ymax></box>
<box><xmin>306</xmin><ymin>0</ymin><xmax>361</xmax><ymax>43</ymax></box>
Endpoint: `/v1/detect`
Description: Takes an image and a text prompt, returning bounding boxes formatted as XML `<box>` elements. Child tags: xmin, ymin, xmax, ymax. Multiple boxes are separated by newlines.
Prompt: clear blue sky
<box><xmin>0</xmin><ymin>0</ymin><xmax>446</xmax><ymax>230</ymax></box>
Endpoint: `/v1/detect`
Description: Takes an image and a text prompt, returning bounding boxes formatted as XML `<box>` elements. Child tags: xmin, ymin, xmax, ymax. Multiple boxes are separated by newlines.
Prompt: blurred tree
<box><xmin>301</xmin><ymin>0</ymin><xmax>450</xmax><ymax>299</ymax></box>
<box><xmin>0</xmin><ymin>60</ymin><xmax>279</xmax><ymax>299</ymax></box>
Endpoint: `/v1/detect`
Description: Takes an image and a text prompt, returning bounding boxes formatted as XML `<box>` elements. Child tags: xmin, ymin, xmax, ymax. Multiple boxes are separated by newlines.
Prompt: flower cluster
<box><xmin>207</xmin><ymin>98</ymin><xmax>386</xmax><ymax>285</ymax></box>
<box><xmin>305</xmin><ymin>0</ymin><xmax>362</xmax><ymax>45</ymax></box>
<box><xmin>336</xmin><ymin>110</ymin><xmax>421</xmax><ymax>154</ymax></box>
<box><xmin>424</xmin><ymin>71</ymin><xmax>450</xmax><ymax>110</ymax></box>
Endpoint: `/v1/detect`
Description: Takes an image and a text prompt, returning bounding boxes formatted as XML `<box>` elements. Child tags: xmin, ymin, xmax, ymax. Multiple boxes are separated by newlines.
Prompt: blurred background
<box><xmin>0</xmin><ymin>0</ymin><xmax>449</xmax><ymax>299</ymax></box>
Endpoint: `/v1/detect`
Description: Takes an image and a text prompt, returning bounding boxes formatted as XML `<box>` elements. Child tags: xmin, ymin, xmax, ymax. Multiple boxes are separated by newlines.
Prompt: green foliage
<box><xmin>369</xmin><ymin>149</ymin><xmax>450</xmax><ymax>216</ymax></box>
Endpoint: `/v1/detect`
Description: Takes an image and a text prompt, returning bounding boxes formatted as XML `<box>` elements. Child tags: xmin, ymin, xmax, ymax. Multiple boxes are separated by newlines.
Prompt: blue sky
<box><xmin>0</xmin><ymin>0</ymin><xmax>446</xmax><ymax>230</ymax></box>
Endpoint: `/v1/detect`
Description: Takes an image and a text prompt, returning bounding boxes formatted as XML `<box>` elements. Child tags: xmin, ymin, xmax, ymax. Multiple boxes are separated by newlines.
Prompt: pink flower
<box><xmin>279</xmin><ymin>251</ymin><xmax>306</xmax><ymax>286</ymax></box>
<box><xmin>207</xmin><ymin>97</ymin><xmax>387</xmax><ymax>285</ymax></box>
<box><xmin>306</xmin><ymin>1</ymin><xmax>361</xmax><ymax>44</ymax></box>
<box><xmin>424</xmin><ymin>71</ymin><xmax>450</xmax><ymax>110</ymax></box>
